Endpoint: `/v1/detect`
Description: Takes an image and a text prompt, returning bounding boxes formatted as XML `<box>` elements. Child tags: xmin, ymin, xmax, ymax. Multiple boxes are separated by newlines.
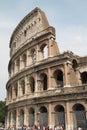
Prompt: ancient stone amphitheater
<box><xmin>6</xmin><ymin>7</ymin><xmax>87</xmax><ymax>130</ymax></box>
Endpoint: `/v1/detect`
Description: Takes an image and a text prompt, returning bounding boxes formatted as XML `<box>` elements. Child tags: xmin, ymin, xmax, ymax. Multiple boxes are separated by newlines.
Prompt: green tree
<box><xmin>0</xmin><ymin>101</ymin><xmax>6</xmax><ymax>124</ymax></box>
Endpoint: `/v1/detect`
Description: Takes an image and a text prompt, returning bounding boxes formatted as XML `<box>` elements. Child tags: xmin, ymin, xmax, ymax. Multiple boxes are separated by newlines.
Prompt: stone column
<box><xmin>48</xmin><ymin>38</ymin><xmax>59</xmax><ymax>57</ymax></box>
<box><xmin>37</xmin><ymin>79</ymin><xmax>43</xmax><ymax>92</ymax></box>
<box><xmin>38</xmin><ymin>48</ymin><xmax>43</xmax><ymax>61</ymax></box>
<box><xmin>20</xmin><ymin>55</ymin><xmax>24</xmax><ymax>70</ymax></box>
<box><xmin>48</xmin><ymin>104</ymin><xmax>54</xmax><ymax>129</ymax></box>
<box><xmin>48</xmin><ymin>38</ymin><xmax>53</xmax><ymax>57</ymax></box>
<box><xmin>14</xmin><ymin>60</ymin><xmax>17</xmax><ymax>74</ymax></box>
<box><xmin>26</xmin><ymin>50</ymin><xmax>29</xmax><ymax>67</ymax></box>
<box><xmin>12</xmin><ymin>85</ymin><xmax>15</xmax><ymax>100</ymax></box>
<box><xmin>34</xmin><ymin>74</ymin><xmax>38</xmax><ymax>94</ymax></box>
<box><xmin>35</xmin><ymin>111</ymin><xmax>38</xmax><ymax>125</ymax></box>
<box><xmin>66</xmin><ymin>102</ymin><xmax>73</xmax><ymax>130</ymax></box>
<box><xmin>18</xmin><ymin>80</ymin><xmax>21</xmax><ymax>98</ymax></box>
<box><xmin>6</xmin><ymin>112</ymin><xmax>10</xmax><ymax>128</ymax></box>
<box><xmin>24</xmin><ymin>106</ymin><xmax>28</xmax><ymax>126</ymax></box>
<box><xmin>28</xmin><ymin>51</ymin><xmax>33</xmax><ymax>65</ymax></box>
<box><xmin>36</xmin><ymin>45</ymin><xmax>39</xmax><ymax>62</ymax></box>
<box><xmin>64</xmin><ymin>62</ymin><xmax>71</xmax><ymax>87</ymax></box>
<box><xmin>35</xmin><ymin>107</ymin><xmax>39</xmax><ymax>126</ymax></box>
<box><xmin>9</xmin><ymin>87</ymin><xmax>12</xmax><ymax>101</ymax></box>
<box><xmin>16</xmin><ymin>108</ymin><xmax>20</xmax><ymax>128</ymax></box>
<box><xmin>27</xmin><ymin>77</ymin><xmax>31</xmax><ymax>94</ymax></box>
<box><xmin>25</xmin><ymin>76</ymin><xmax>28</xmax><ymax>95</ymax></box>
<box><xmin>48</xmin><ymin>68</ymin><xmax>52</xmax><ymax>90</ymax></box>
<box><xmin>12</xmin><ymin>112</ymin><xmax>14</xmax><ymax>126</ymax></box>
<box><xmin>10</xmin><ymin>111</ymin><xmax>13</xmax><ymax>126</ymax></box>
<box><xmin>12</xmin><ymin>63</ymin><xmax>15</xmax><ymax>76</ymax></box>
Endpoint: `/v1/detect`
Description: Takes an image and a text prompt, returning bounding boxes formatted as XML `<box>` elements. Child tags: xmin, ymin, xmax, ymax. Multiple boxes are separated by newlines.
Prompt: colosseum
<box><xmin>6</xmin><ymin>7</ymin><xmax>87</xmax><ymax>130</ymax></box>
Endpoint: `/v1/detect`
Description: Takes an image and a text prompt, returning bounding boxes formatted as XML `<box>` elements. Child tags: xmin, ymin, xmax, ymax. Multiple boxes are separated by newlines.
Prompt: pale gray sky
<box><xmin>0</xmin><ymin>0</ymin><xmax>87</xmax><ymax>100</ymax></box>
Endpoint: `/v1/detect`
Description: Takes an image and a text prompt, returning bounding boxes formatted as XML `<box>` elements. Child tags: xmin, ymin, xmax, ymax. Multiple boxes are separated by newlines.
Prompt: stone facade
<box><xmin>6</xmin><ymin>7</ymin><xmax>87</xmax><ymax>130</ymax></box>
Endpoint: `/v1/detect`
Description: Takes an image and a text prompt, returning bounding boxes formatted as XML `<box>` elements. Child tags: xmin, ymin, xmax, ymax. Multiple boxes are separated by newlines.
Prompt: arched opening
<box><xmin>40</xmin><ymin>73</ymin><xmax>48</xmax><ymax>91</ymax></box>
<box><xmin>13</xmin><ymin>110</ymin><xmax>16</xmax><ymax>127</ymax></box>
<box><xmin>22</xmin><ymin>54</ymin><xmax>27</xmax><ymax>67</ymax></box>
<box><xmin>81</xmin><ymin>72</ymin><xmax>87</xmax><ymax>84</ymax></box>
<box><xmin>43</xmin><ymin>45</ymin><xmax>48</xmax><ymax>59</ymax></box>
<box><xmin>40</xmin><ymin>44</ymin><xmax>48</xmax><ymax>60</ymax></box>
<box><xmin>31</xmin><ymin>49</ymin><xmax>36</xmax><ymax>63</ymax></box>
<box><xmin>39</xmin><ymin>106</ymin><xmax>48</xmax><ymax>127</ymax></box>
<box><xmin>20</xmin><ymin>80</ymin><xmax>25</xmax><ymax>95</ymax></box>
<box><xmin>24</xmin><ymin>30</ymin><xmax>27</xmax><ymax>37</ymax></box>
<box><xmin>14</xmin><ymin>83</ymin><xmax>18</xmax><ymax>98</ymax></box>
<box><xmin>72</xmin><ymin>59</ymin><xmax>78</xmax><ymax>70</ymax></box>
<box><xmin>16</xmin><ymin>58</ymin><xmax>20</xmax><ymax>72</ymax></box>
<box><xmin>54</xmin><ymin>105</ymin><xmax>65</xmax><ymax>128</ymax></box>
<box><xmin>73</xmin><ymin>104</ymin><xmax>87</xmax><ymax>129</ymax></box>
<box><xmin>54</xmin><ymin>70</ymin><xmax>63</xmax><ymax>88</ymax></box>
<box><xmin>20</xmin><ymin>109</ymin><xmax>24</xmax><ymax>126</ymax></box>
<box><xmin>29</xmin><ymin>77</ymin><xmax>35</xmax><ymax>93</ymax></box>
<box><xmin>9</xmin><ymin>86</ymin><xmax>12</xmax><ymax>100</ymax></box>
<box><xmin>9</xmin><ymin>112</ymin><xmax>11</xmax><ymax>126</ymax></box>
<box><xmin>29</xmin><ymin>108</ymin><xmax>35</xmax><ymax>127</ymax></box>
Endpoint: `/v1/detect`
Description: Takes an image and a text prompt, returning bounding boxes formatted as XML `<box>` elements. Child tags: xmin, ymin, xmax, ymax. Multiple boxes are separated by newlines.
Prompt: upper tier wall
<box><xmin>9</xmin><ymin>7</ymin><xmax>52</xmax><ymax>57</ymax></box>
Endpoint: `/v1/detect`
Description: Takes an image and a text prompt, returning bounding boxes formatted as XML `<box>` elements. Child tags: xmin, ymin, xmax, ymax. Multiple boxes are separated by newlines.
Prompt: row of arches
<box><xmin>9</xmin><ymin>44</ymin><xmax>48</xmax><ymax>77</ymax></box>
<box><xmin>8</xmin><ymin>103</ymin><xmax>87</xmax><ymax>129</ymax></box>
<box><xmin>7</xmin><ymin>70</ymin><xmax>87</xmax><ymax>101</ymax></box>
<box><xmin>7</xmin><ymin>70</ymin><xmax>64</xmax><ymax>101</ymax></box>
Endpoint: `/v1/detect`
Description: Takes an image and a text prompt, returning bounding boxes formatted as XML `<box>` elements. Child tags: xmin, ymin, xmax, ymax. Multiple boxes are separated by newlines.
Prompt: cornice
<box><xmin>6</xmin><ymin>90</ymin><xmax>87</xmax><ymax>110</ymax></box>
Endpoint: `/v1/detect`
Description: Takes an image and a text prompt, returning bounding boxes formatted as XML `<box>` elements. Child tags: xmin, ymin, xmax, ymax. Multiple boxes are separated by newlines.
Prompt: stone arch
<box><xmin>24</xmin><ymin>30</ymin><xmax>27</xmax><ymax>37</ymax></box>
<box><xmin>20</xmin><ymin>80</ymin><xmax>25</xmax><ymax>95</ymax></box>
<box><xmin>72</xmin><ymin>59</ymin><xmax>78</xmax><ymax>70</ymax></box>
<box><xmin>14</xmin><ymin>83</ymin><xmax>18</xmax><ymax>98</ymax></box>
<box><xmin>72</xmin><ymin>103</ymin><xmax>87</xmax><ymax>129</ymax></box>
<box><xmin>40</xmin><ymin>43</ymin><xmax>48</xmax><ymax>60</ymax></box>
<box><xmin>22</xmin><ymin>53</ymin><xmax>27</xmax><ymax>67</ymax></box>
<box><xmin>28</xmin><ymin>107</ymin><xmax>35</xmax><ymax>127</ymax></box>
<box><xmin>16</xmin><ymin>58</ymin><xmax>20</xmax><ymax>72</ymax></box>
<box><xmin>39</xmin><ymin>106</ymin><xmax>48</xmax><ymax>126</ymax></box>
<box><xmin>29</xmin><ymin>76</ymin><xmax>35</xmax><ymax>93</ymax></box>
<box><xmin>40</xmin><ymin>73</ymin><xmax>48</xmax><ymax>91</ymax></box>
<box><xmin>31</xmin><ymin>48</ymin><xmax>36</xmax><ymax>63</ymax></box>
<box><xmin>19</xmin><ymin>109</ymin><xmax>24</xmax><ymax>126</ymax></box>
<box><xmin>80</xmin><ymin>71</ymin><xmax>87</xmax><ymax>85</ymax></box>
<box><xmin>54</xmin><ymin>69</ymin><xmax>63</xmax><ymax>88</ymax></box>
<box><xmin>54</xmin><ymin>105</ymin><xmax>65</xmax><ymax>127</ymax></box>
<box><xmin>9</xmin><ymin>112</ymin><xmax>11</xmax><ymax>126</ymax></box>
<box><xmin>13</xmin><ymin>110</ymin><xmax>16</xmax><ymax>127</ymax></box>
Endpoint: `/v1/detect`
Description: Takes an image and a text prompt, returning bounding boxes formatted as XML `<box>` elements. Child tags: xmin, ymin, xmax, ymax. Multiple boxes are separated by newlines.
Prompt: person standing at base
<box><xmin>78</xmin><ymin>126</ymin><xmax>83</xmax><ymax>130</ymax></box>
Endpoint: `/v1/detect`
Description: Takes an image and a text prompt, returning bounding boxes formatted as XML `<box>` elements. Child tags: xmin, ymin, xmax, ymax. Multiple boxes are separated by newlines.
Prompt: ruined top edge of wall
<box><xmin>10</xmin><ymin>7</ymin><xmax>51</xmax><ymax>47</ymax></box>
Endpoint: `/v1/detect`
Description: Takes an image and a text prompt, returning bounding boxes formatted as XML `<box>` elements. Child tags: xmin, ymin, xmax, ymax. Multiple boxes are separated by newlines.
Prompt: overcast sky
<box><xmin>0</xmin><ymin>0</ymin><xmax>87</xmax><ymax>100</ymax></box>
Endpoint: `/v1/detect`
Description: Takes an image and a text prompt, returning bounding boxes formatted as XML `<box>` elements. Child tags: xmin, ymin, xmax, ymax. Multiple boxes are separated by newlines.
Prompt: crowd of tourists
<box><xmin>7</xmin><ymin>124</ymin><xmax>84</xmax><ymax>130</ymax></box>
<box><xmin>8</xmin><ymin>124</ymin><xmax>64</xmax><ymax>130</ymax></box>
